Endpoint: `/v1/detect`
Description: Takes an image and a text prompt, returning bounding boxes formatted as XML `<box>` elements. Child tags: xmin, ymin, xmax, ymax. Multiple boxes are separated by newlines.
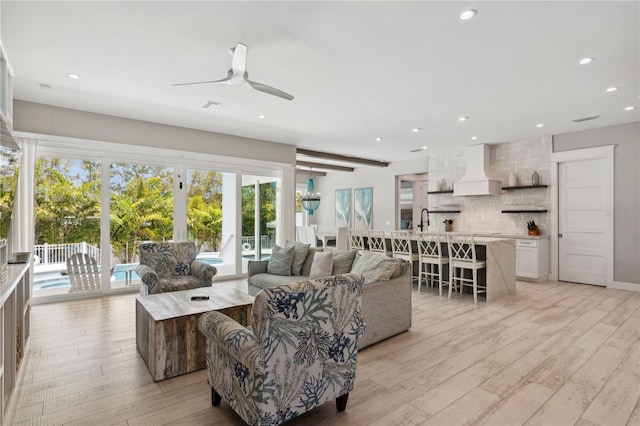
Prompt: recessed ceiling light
<box><xmin>422</xmin><ymin>146</ymin><xmax>427</xmax><ymax>150</ymax></box>
<box><xmin>471</xmin><ymin>136</ymin><xmax>478</xmax><ymax>140</ymax></box>
<box><xmin>624</xmin><ymin>106</ymin><xmax>635</xmax><ymax>111</ymax></box>
<box><xmin>536</xmin><ymin>123</ymin><xmax>544</xmax><ymax>128</ymax></box>
<box><xmin>39</xmin><ymin>84</ymin><xmax>53</xmax><ymax>90</ymax></box>
<box><xmin>67</xmin><ymin>73</ymin><xmax>81</xmax><ymax>79</ymax></box>
<box><xmin>412</xmin><ymin>128</ymin><xmax>421</xmax><ymax>133</ymax></box>
<box><xmin>578</xmin><ymin>57</ymin><xmax>594</xmax><ymax>65</ymax></box>
<box><xmin>375</xmin><ymin>137</ymin><xmax>383</xmax><ymax>142</ymax></box>
<box><xmin>458</xmin><ymin>116</ymin><xmax>469</xmax><ymax>122</ymax></box>
<box><xmin>258</xmin><ymin>114</ymin><xmax>267</xmax><ymax>119</ymax></box>
<box><xmin>605</xmin><ymin>87</ymin><xmax>618</xmax><ymax>93</ymax></box>
<box><xmin>459</xmin><ymin>9</ymin><xmax>477</xmax><ymax>20</ymax></box>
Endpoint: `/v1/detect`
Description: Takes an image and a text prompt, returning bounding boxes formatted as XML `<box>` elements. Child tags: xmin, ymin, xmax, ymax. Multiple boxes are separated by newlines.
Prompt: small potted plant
<box><xmin>443</xmin><ymin>219</ymin><xmax>454</xmax><ymax>232</ymax></box>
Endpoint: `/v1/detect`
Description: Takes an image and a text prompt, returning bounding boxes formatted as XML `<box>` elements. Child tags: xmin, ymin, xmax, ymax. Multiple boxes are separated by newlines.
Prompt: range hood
<box><xmin>453</xmin><ymin>144</ymin><xmax>501</xmax><ymax>196</ymax></box>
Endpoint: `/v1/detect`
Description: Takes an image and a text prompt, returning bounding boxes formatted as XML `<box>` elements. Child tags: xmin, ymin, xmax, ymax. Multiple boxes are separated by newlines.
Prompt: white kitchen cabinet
<box><xmin>516</xmin><ymin>238</ymin><xmax>548</xmax><ymax>281</ymax></box>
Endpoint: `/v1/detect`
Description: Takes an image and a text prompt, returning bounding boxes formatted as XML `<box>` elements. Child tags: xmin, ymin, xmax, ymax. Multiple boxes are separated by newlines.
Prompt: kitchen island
<box><xmin>384</xmin><ymin>233</ymin><xmax>516</xmax><ymax>302</ymax></box>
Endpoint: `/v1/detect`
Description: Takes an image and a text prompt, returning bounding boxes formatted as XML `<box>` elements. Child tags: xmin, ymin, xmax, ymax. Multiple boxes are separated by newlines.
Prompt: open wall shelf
<box><xmin>430</xmin><ymin>210</ymin><xmax>461</xmax><ymax>214</ymax></box>
<box><xmin>501</xmin><ymin>210</ymin><xmax>548</xmax><ymax>213</ymax></box>
<box><xmin>502</xmin><ymin>185</ymin><xmax>548</xmax><ymax>190</ymax></box>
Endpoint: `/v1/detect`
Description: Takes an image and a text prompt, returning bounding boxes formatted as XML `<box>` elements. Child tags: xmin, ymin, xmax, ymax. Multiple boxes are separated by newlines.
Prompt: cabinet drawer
<box><xmin>516</xmin><ymin>239</ymin><xmax>538</xmax><ymax>248</ymax></box>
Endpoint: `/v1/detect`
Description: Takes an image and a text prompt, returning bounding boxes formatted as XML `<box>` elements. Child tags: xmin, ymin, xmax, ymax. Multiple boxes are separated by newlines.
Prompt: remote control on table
<box><xmin>191</xmin><ymin>295</ymin><xmax>210</xmax><ymax>301</ymax></box>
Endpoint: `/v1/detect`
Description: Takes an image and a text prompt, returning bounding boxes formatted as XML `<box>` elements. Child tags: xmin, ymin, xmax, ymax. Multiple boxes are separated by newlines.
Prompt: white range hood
<box><xmin>453</xmin><ymin>144</ymin><xmax>501</xmax><ymax>196</ymax></box>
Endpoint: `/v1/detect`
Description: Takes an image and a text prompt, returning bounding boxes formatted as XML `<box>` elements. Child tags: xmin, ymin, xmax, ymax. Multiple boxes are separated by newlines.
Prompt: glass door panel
<box><xmin>241</xmin><ymin>175</ymin><xmax>279</xmax><ymax>273</ymax></box>
<box><xmin>186</xmin><ymin>169</ymin><xmax>236</xmax><ymax>278</ymax></box>
<box><xmin>109</xmin><ymin>163</ymin><xmax>174</xmax><ymax>290</ymax></box>
<box><xmin>33</xmin><ymin>158</ymin><xmax>102</xmax><ymax>297</ymax></box>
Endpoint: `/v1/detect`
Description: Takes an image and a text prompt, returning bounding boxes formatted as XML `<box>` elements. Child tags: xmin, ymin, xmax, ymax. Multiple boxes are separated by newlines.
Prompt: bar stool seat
<box><xmin>367</xmin><ymin>230</ymin><xmax>392</xmax><ymax>257</ymax></box>
<box><xmin>391</xmin><ymin>231</ymin><xmax>419</xmax><ymax>284</ymax></box>
<box><xmin>447</xmin><ymin>233</ymin><xmax>486</xmax><ymax>303</ymax></box>
<box><xmin>348</xmin><ymin>229</ymin><xmax>365</xmax><ymax>254</ymax></box>
<box><xmin>417</xmin><ymin>232</ymin><xmax>449</xmax><ymax>295</ymax></box>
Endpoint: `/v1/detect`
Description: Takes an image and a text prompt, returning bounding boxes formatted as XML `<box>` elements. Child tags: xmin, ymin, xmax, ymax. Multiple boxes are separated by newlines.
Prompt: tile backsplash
<box><xmin>427</xmin><ymin>137</ymin><xmax>552</xmax><ymax>235</ymax></box>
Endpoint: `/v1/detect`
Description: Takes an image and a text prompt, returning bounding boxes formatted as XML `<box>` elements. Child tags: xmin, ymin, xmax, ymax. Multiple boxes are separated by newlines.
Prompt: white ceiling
<box><xmin>2</xmin><ymin>1</ymin><xmax>638</xmax><ymax>163</ymax></box>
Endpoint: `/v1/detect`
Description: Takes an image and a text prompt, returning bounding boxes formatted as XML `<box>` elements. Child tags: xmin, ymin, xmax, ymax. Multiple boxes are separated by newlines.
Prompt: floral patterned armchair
<box><xmin>136</xmin><ymin>242</ymin><xmax>217</xmax><ymax>295</ymax></box>
<box><xmin>198</xmin><ymin>273</ymin><xmax>365</xmax><ymax>425</ymax></box>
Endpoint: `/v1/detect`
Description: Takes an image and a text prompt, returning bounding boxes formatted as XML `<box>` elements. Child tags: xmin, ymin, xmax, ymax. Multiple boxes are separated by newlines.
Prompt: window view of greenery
<box><xmin>33</xmin><ymin>159</ymin><xmax>279</xmax><ymax>289</ymax></box>
<box><xmin>242</xmin><ymin>181</ymin><xmax>277</xmax><ymax>255</ymax></box>
<box><xmin>109</xmin><ymin>163</ymin><xmax>174</xmax><ymax>263</ymax></box>
<box><xmin>187</xmin><ymin>170</ymin><xmax>223</xmax><ymax>252</ymax></box>
<box><xmin>35</xmin><ymin>158</ymin><xmax>101</xmax><ymax>250</ymax></box>
<box><xmin>0</xmin><ymin>146</ymin><xmax>22</xmax><ymax>240</ymax></box>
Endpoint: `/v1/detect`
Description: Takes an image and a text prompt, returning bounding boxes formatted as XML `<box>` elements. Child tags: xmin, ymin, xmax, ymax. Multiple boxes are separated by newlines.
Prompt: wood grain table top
<box><xmin>136</xmin><ymin>287</ymin><xmax>254</xmax><ymax>321</ymax></box>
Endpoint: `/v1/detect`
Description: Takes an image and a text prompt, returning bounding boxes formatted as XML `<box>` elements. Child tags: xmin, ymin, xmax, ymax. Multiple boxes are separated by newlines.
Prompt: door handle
<box><xmin>558</xmin><ymin>234</ymin><xmax>563</xmax><ymax>238</ymax></box>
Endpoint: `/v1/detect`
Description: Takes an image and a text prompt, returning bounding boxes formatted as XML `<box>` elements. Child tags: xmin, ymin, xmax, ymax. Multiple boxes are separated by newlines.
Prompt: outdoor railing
<box><xmin>35</xmin><ymin>236</ymin><xmax>273</xmax><ymax>266</ymax></box>
<box><xmin>241</xmin><ymin>235</ymin><xmax>275</xmax><ymax>251</ymax></box>
<box><xmin>33</xmin><ymin>242</ymin><xmax>101</xmax><ymax>265</ymax></box>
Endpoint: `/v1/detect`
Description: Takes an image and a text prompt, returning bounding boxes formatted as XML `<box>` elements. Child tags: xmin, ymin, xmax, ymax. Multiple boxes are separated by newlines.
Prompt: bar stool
<box><xmin>447</xmin><ymin>233</ymin><xmax>486</xmax><ymax>303</ymax></box>
<box><xmin>348</xmin><ymin>228</ymin><xmax>365</xmax><ymax>253</ymax></box>
<box><xmin>391</xmin><ymin>231</ymin><xmax>419</xmax><ymax>284</ymax></box>
<box><xmin>367</xmin><ymin>230</ymin><xmax>391</xmax><ymax>256</ymax></box>
<box><xmin>417</xmin><ymin>232</ymin><xmax>449</xmax><ymax>295</ymax></box>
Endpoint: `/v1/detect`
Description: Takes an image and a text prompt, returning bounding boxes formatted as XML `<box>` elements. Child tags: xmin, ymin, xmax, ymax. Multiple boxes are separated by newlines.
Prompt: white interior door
<box><xmin>558</xmin><ymin>159</ymin><xmax>607</xmax><ymax>285</ymax></box>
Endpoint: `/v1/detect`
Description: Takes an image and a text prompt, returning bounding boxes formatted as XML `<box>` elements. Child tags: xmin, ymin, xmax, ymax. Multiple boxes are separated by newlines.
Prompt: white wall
<box><xmin>554</xmin><ymin>121</ymin><xmax>640</xmax><ymax>285</ymax></box>
<box><xmin>14</xmin><ymin>100</ymin><xmax>296</xmax><ymax>165</ymax></box>
<box><xmin>312</xmin><ymin>156</ymin><xmax>428</xmax><ymax>231</ymax></box>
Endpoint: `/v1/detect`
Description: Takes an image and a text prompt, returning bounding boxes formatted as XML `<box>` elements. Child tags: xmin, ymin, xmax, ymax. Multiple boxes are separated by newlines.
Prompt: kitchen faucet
<box><xmin>417</xmin><ymin>208</ymin><xmax>430</xmax><ymax>231</ymax></box>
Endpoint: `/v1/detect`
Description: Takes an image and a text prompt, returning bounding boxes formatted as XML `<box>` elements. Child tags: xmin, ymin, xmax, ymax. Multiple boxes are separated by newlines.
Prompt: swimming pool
<box><xmin>33</xmin><ymin>256</ymin><xmax>225</xmax><ymax>290</ymax></box>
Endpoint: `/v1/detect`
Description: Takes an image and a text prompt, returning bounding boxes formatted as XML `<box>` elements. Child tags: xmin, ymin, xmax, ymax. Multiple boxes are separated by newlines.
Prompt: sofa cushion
<box><xmin>248</xmin><ymin>273</ymin><xmax>307</xmax><ymax>290</ymax></box>
<box><xmin>331</xmin><ymin>250</ymin><xmax>357</xmax><ymax>275</ymax></box>
<box><xmin>310</xmin><ymin>251</ymin><xmax>333</xmax><ymax>279</ymax></box>
<box><xmin>285</xmin><ymin>240</ymin><xmax>310</xmax><ymax>276</ymax></box>
<box><xmin>300</xmin><ymin>248</ymin><xmax>321</xmax><ymax>276</ymax></box>
<box><xmin>351</xmin><ymin>251</ymin><xmax>401</xmax><ymax>284</ymax></box>
<box><xmin>267</xmin><ymin>245</ymin><xmax>295</xmax><ymax>276</ymax></box>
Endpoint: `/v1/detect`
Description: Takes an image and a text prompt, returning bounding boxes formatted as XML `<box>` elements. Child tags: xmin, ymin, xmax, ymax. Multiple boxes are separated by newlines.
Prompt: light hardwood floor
<box><xmin>7</xmin><ymin>279</ymin><xmax>640</xmax><ymax>426</ymax></box>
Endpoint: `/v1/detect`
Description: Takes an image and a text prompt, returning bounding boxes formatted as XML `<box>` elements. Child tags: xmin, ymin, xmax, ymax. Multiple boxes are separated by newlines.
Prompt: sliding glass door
<box><xmin>241</xmin><ymin>175</ymin><xmax>279</xmax><ymax>273</ymax></box>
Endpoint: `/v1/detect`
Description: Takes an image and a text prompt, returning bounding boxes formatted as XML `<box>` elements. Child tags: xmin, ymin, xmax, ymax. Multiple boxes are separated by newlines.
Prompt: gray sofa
<box><xmin>247</xmin><ymin>250</ymin><xmax>412</xmax><ymax>349</ymax></box>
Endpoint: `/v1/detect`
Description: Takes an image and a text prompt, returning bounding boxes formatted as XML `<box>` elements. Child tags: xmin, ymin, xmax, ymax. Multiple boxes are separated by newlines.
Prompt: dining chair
<box><xmin>447</xmin><ymin>233</ymin><xmax>486</xmax><ymax>303</ymax></box>
<box><xmin>417</xmin><ymin>232</ymin><xmax>449</xmax><ymax>295</ymax></box>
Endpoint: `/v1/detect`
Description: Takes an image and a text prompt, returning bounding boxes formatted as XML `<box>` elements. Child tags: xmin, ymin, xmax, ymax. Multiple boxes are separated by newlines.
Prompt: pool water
<box><xmin>34</xmin><ymin>256</ymin><xmax>224</xmax><ymax>290</ymax></box>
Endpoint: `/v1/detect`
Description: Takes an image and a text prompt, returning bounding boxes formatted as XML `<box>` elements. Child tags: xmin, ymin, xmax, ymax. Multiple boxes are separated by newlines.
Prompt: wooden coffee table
<box><xmin>135</xmin><ymin>286</ymin><xmax>254</xmax><ymax>381</ymax></box>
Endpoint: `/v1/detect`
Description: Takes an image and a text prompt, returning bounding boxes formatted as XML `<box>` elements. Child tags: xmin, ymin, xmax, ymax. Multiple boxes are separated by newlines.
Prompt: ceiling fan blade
<box><xmin>172</xmin><ymin>75</ymin><xmax>232</xmax><ymax>86</ymax></box>
<box><xmin>245</xmin><ymin>78</ymin><xmax>294</xmax><ymax>101</ymax></box>
<box><xmin>231</xmin><ymin>43</ymin><xmax>247</xmax><ymax>75</ymax></box>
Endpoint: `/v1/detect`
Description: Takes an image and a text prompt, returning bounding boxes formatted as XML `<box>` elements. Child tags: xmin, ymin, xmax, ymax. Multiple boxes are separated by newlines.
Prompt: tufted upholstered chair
<box><xmin>198</xmin><ymin>273</ymin><xmax>366</xmax><ymax>425</ymax></box>
<box><xmin>136</xmin><ymin>241</ymin><xmax>217</xmax><ymax>295</ymax></box>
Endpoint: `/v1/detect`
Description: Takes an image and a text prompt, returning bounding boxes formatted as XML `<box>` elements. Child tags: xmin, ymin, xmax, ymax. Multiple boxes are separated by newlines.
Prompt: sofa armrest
<box><xmin>248</xmin><ymin>260</ymin><xmax>269</xmax><ymax>277</ymax></box>
<box><xmin>136</xmin><ymin>264</ymin><xmax>159</xmax><ymax>295</ymax></box>
<box><xmin>190</xmin><ymin>260</ymin><xmax>216</xmax><ymax>286</ymax></box>
<box><xmin>198</xmin><ymin>311</ymin><xmax>263</xmax><ymax>374</ymax></box>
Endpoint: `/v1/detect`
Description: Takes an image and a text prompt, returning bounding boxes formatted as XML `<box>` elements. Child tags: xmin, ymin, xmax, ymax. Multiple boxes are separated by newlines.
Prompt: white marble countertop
<box><xmin>472</xmin><ymin>233</ymin><xmax>550</xmax><ymax>240</ymax></box>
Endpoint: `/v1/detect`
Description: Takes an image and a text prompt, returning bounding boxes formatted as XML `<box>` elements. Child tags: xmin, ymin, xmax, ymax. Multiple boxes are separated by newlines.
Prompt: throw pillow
<box><xmin>285</xmin><ymin>240</ymin><xmax>310</xmax><ymax>276</ymax></box>
<box><xmin>300</xmin><ymin>248</ymin><xmax>320</xmax><ymax>276</ymax></box>
<box><xmin>267</xmin><ymin>245</ymin><xmax>295</xmax><ymax>276</ymax></box>
<box><xmin>309</xmin><ymin>251</ymin><xmax>333</xmax><ymax>279</ymax></box>
<box><xmin>331</xmin><ymin>250</ymin><xmax>357</xmax><ymax>275</ymax></box>
<box><xmin>351</xmin><ymin>251</ymin><xmax>400</xmax><ymax>284</ymax></box>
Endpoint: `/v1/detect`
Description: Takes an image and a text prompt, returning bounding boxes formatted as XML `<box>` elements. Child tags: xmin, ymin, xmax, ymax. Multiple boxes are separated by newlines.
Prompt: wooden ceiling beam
<box><xmin>296</xmin><ymin>160</ymin><xmax>354</xmax><ymax>172</ymax></box>
<box><xmin>296</xmin><ymin>148</ymin><xmax>389</xmax><ymax>167</ymax></box>
<box><xmin>296</xmin><ymin>168</ymin><xmax>327</xmax><ymax>177</ymax></box>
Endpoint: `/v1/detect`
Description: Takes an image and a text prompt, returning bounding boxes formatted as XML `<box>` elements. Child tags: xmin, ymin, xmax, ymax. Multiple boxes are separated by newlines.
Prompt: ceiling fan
<box><xmin>173</xmin><ymin>43</ymin><xmax>294</xmax><ymax>101</ymax></box>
